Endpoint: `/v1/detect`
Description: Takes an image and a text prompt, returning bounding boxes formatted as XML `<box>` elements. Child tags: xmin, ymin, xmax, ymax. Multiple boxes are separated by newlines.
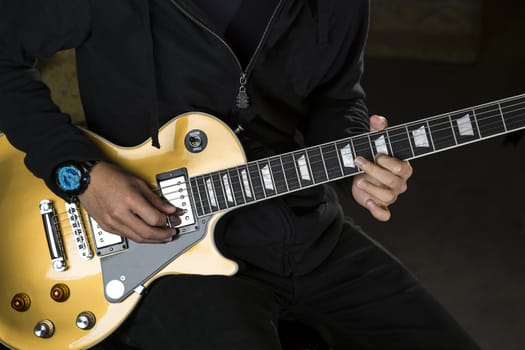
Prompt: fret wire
<box><xmin>331</xmin><ymin>142</ymin><xmax>345</xmax><ymax>175</ymax></box>
<box><xmin>366</xmin><ymin>134</ymin><xmax>376</xmax><ymax>162</ymax></box>
<box><xmin>256</xmin><ymin>161</ymin><xmax>268</xmax><ymax>198</ymax></box>
<box><xmin>267</xmin><ymin>159</ymin><xmax>278</xmax><ymax>194</ymax></box>
<box><xmin>222</xmin><ymin>170</ymin><xmax>237</xmax><ymax>207</ymax></box>
<box><xmin>234</xmin><ymin>167</ymin><xmax>247</xmax><ymax>203</ymax></box>
<box><xmin>219</xmin><ymin>171</ymin><xmax>229</xmax><ymax>209</ymax></box>
<box><xmin>199</xmin><ymin>176</ymin><xmax>212</xmax><ymax>214</ymax></box>
<box><xmin>425</xmin><ymin>120</ymin><xmax>436</xmax><ymax>152</ymax></box>
<box><xmin>292</xmin><ymin>152</ymin><xmax>304</xmax><ymax>185</ymax></box>
<box><xmin>247</xmin><ymin>163</ymin><xmax>265</xmax><ymax>200</ymax></box>
<box><xmin>306</xmin><ymin>147</ymin><xmax>327</xmax><ymax>183</ymax></box>
<box><xmin>202</xmin><ymin>174</ymin><xmax>218</xmax><ymax>212</ymax></box>
<box><xmin>304</xmin><ymin>149</ymin><xmax>315</xmax><ymax>184</ymax></box>
<box><xmin>272</xmin><ymin>157</ymin><xmax>288</xmax><ymax>193</ymax></box>
<box><xmin>243</xmin><ymin>165</ymin><xmax>256</xmax><ymax>201</ymax></box>
<box><xmin>321</xmin><ymin>143</ymin><xmax>342</xmax><ymax>179</ymax></box>
<box><xmin>230</xmin><ymin>168</ymin><xmax>246</xmax><ymax>205</ymax></box>
<box><xmin>447</xmin><ymin>114</ymin><xmax>459</xmax><ymax>145</ymax></box>
<box><xmin>228</xmin><ymin>171</ymin><xmax>238</xmax><ymax>206</ymax></box>
<box><xmin>318</xmin><ymin>147</ymin><xmax>329</xmax><ymax>180</ymax></box>
<box><xmin>497</xmin><ymin>102</ymin><xmax>508</xmax><ymax>132</ymax></box>
<box><xmin>293</xmin><ymin>153</ymin><xmax>302</xmax><ymax>186</ymax></box>
<box><xmin>257</xmin><ymin>160</ymin><xmax>271</xmax><ymax>195</ymax></box>
<box><xmin>281</xmin><ymin>154</ymin><xmax>301</xmax><ymax>191</ymax></box>
<box><xmin>194</xmin><ymin>177</ymin><xmax>209</xmax><ymax>215</ymax></box>
<box><xmin>228</xmin><ymin>170</ymin><xmax>239</xmax><ymax>206</ymax></box>
<box><xmin>190</xmin><ymin>178</ymin><xmax>204</xmax><ymax>216</ymax></box>
<box><xmin>278</xmin><ymin>156</ymin><xmax>290</xmax><ymax>192</ymax></box>
<box><xmin>404</xmin><ymin>125</ymin><xmax>416</xmax><ymax>157</ymax></box>
<box><xmin>212</xmin><ymin>172</ymin><xmax>227</xmax><ymax>210</ymax></box>
<box><xmin>501</xmin><ymin>99</ymin><xmax>525</xmax><ymax>131</ymax></box>
<box><xmin>216</xmin><ymin>172</ymin><xmax>226</xmax><ymax>208</ymax></box>
<box><xmin>208</xmin><ymin>174</ymin><xmax>218</xmax><ymax>211</ymax></box>
<box><xmin>350</xmin><ymin>137</ymin><xmax>360</xmax><ymax>171</ymax></box>
<box><xmin>202</xmin><ymin>175</ymin><xmax>215</xmax><ymax>211</ymax></box>
<box><xmin>473</xmin><ymin>105</ymin><xmax>504</xmax><ymax>138</ymax></box>
<box><xmin>385</xmin><ymin>129</ymin><xmax>394</xmax><ymax>156</ymax></box>
<box><xmin>471</xmin><ymin>108</ymin><xmax>482</xmax><ymax>137</ymax></box>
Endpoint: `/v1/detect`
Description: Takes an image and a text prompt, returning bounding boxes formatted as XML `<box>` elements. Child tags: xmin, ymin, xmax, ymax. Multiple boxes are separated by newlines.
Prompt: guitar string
<box><xmin>131</xmin><ymin>104</ymin><xmax>525</xmax><ymax>218</ymax></box>
<box><xmin>184</xmin><ymin>105</ymin><xmax>525</xmax><ymax>214</ymax></box>
<box><xmin>51</xmin><ymin>100</ymin><xmax>525</xmax><ymax>219</ymax></box>
<box><xmin>54</xmin><ymin>106</ymin><xmax>525</xmax><ymax>220</ymax></box>
<box><xmin>164</xmin><ymin>103</ymin><xmax>525</xmax><ymax>196</ymax></box>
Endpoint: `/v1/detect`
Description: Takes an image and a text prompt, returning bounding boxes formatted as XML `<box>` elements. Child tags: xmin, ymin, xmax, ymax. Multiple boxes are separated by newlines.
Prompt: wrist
<box><xmin>54</xmin><ymin>160</ymin><xmax>99</xmax><ymax>202</ymax></box>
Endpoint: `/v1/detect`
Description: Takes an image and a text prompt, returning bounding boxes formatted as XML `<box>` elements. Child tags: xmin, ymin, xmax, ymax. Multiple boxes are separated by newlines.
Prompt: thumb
<box><xmin>370</xmin><ymin>115</ymin><xmax>388</xmax><ymax>132</ymax></box>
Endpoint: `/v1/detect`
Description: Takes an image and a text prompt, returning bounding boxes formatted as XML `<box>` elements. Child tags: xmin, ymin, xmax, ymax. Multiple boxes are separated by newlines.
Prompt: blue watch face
<box><xmin>57</xmin><ymin>165</ymin><xmax>82</xmax><ymax>191</ymax></box>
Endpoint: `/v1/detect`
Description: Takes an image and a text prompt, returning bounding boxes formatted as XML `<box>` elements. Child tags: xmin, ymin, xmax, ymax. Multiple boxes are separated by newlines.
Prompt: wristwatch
<box><xmin>54</xmin><ymin>161</ymin><xmax>97</xmax><ymax>201</ymax></box>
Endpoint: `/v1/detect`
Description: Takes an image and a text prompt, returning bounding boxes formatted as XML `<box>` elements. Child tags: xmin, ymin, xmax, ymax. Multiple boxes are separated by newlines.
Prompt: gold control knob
<box><xmin>34</xmin><ymin>320</ymin><xmax>55</xmax><ymax>338</ymax></box>
<box><xmin>76</xmin><ymin>311</ymin><xmax>96</xmax><ymax>330</ymax></box>
<box><xmin>50</xmin><ymin>283</ymin><xmax>70</xmax><ymax>302</ymax></box>
<box><xmin>11</xmin><ymin>293</ymin><xmax>31</xmax><ymax>312</ymax></box>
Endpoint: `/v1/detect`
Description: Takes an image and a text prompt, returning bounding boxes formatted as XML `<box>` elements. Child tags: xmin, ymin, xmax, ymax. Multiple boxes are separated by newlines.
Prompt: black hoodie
<box><xmin>0</xmin><ymin>0</ymin><xmax>370</xmax><ymax>276</ymax></box>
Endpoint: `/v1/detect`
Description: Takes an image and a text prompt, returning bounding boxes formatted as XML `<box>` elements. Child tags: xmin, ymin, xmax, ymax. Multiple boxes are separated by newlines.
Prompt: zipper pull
<box><xmin>236</xmin><ymin>72</ymin><xmax>250</xmax><ymax>109</ymax></box>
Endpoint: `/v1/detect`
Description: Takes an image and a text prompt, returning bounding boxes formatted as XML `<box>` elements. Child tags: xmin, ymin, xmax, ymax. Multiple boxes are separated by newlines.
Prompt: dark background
<box><xmin>339</xmin><ymin>0</ymin><xmax>525</xmax><ymax>349</ymax></box>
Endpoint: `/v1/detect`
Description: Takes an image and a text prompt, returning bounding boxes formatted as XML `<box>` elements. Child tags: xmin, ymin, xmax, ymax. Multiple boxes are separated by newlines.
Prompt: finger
<box><xmin>138</xmin><ymin>181</ymin><xmax>177</xmax><ymax>215</ymax></box>
<box><xmin>375</xmin><ymin>155</ymin><xmax>413</xmax><ymax>181</ymax></box>
<box><xmin>370</xmin><ymin>115</ymin><xmax>388</xmax><ymax>131</ymax></box>
<box><xmin>131</xmin><ymin>197</ymin><xmax>170</xmax><ymax>227</ymax></box>
<box><xmin>352</xmin><ymin>181</ymin><xmax>391</xmax><ymax>221</ymax></box>
<box><xmin>355</xmin><ymin>178</ymin><xmax>398</xmax><ymax>205</ymax></box>
<box><xmin>129</xmin><ymin>184</ymin><xmax>178</xmax><ymax>227</ymax></box>
<box><xmin>355</xmin><ymin>156</ymin><xmax>404</xmax><ymax>190</ymax></box>
<box><xmin>365</xmin><ymin>199</ymin><xmax>391</xmax><ymax>222</ymax></box>
<box><xmin>116</xmin><ymin>211</ymin><xmax>177</xmax><ymax>243</ymax></box>
<box><xmin>98</xmin><ymin>213</ymin><xmax>172</xmax><ymax>244</ymax></box>
<box><xmin>352</xmin><ymin>182</ymin><xmax>387</xmax><ymax>207</ymax></box>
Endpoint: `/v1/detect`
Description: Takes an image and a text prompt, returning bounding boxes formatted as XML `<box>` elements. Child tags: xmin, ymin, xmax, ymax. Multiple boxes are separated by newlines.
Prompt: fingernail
<box><xmin>355</xmin><ymin>157</ymin><xmax>365</xmax><ymax>167</ymax></box>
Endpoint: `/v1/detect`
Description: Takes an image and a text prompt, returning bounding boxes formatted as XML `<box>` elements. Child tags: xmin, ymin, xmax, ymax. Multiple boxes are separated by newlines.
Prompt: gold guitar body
<box><xmin>0</xmin><ymin>113</ymin><xmax>241</xmax><ymax>350</ymax></box>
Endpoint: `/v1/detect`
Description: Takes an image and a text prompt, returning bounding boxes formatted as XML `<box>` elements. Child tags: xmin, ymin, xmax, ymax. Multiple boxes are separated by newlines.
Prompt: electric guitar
<box><xmin>1</xmin><ymin>94</ymin><xmax>524</xmax><ymax>350</ymax></box>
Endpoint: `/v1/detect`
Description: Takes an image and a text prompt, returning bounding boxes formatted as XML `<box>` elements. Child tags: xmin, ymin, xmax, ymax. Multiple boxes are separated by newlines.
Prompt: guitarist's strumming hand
<box><xmin>78</xmin><ymin>161</ymin><xmax>182</xmax><ymax>243</ymax></box>
<box><xmin>351</xmin><ymin>115</ymin><xmax>413</xmax><ymax>221</ymax></box>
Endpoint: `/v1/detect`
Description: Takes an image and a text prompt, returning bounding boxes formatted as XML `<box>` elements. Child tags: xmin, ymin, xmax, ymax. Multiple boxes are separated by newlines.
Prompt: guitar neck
<box><xmin>188</xmin><ymin>94</ymin><xmax>525</xmax><ymax>217</ymax></box>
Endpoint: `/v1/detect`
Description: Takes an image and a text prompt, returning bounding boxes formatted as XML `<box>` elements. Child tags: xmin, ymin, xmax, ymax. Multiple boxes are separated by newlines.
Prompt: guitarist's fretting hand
<box><xmin>351</xmin><ymin>115</ymin><xmax>413</xmax><ymax>221</ymax></box>
<box><xmin>78</xmin><ymin>161</ymin><xmax>182</xmax><ymax>243</ymax></box>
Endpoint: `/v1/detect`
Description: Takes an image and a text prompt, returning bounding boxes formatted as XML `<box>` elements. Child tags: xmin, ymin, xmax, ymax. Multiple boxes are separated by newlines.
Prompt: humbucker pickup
<box><xmin>156</xmin><ymin>168</ymin><xmax>197</xmax><ymax>234</ymax></box>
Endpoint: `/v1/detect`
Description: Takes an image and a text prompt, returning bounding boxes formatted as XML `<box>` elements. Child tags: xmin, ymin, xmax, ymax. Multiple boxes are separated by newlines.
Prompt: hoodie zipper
<box><xmin>168</xmin><ymin>0</ymin><xmax>284</xmax><ymax>111</ymax></box>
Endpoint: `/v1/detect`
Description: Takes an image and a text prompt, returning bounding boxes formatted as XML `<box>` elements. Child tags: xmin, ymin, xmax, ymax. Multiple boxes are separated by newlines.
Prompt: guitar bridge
<box><xmin>65</xmin><ymin>202</ymin><xmax>93</xmax><ymax>260</ymax></box>
<box><xmin>39</xmin><ymin>200</ymin><xmax>67</xmax><ymax>271</ymax></box>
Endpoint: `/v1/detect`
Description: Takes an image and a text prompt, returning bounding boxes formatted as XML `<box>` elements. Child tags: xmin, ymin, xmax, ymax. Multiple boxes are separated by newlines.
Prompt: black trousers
<box><xmin>105</xmin><ymin>221</ymin><xmax>480</xmax><ymax>350</ymax></box>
